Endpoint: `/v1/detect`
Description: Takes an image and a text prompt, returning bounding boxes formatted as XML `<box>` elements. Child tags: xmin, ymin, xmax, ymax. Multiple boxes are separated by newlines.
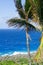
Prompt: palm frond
<box><xmin>39</xmin><ymin>0</ymin><xmax>43</xmax><ymax>25</ymax></box>
<box><xmin>24</xmin><ymin>0</ymin><xmax>32</xmax><ymax>19</ymax></box>
<box><xmin>25</xmin><ymin>0</ymin><xmax>30</xmax><ymax>13</ymax></box>
<box><xmin>14</xmin><ymin>0</ymin><xmax>26</xmax><ymax>19</ymax></box>
<box><xmin>7</xmin><ymin>18</ymin><xmax>26</xmax><ymax>27</ymax></box>
<box><xmin>28</xmin><ymin>6</ymin><xmax>32</xmax><ymax>19</ymax></box>
<box><xmin>33</xmin><ymin>0</ymin><xmax>41</xmax><ymax>21</ymax></box>
<box><xmin>29</xmin><ymin>0</ymin><xmax>43</xmax><ymax>26</ymax></box>
<box><xmin>29</xmin><ymin>20</ymin><xmax>42</xmax><ymax>31</ymax></box>
<box><xmin>14</xmin><ymin>0</ymin><xmax>22</xmax><ymax>9</ymax></box>
<box><xmin>32</xmin><ymin>0</ymin><xmax>43</xmax><ymax>26</ymax></box>
<box><xmin>7</xmin><ymin>18</ymin><xmax>37</xmax><ymax>30</ymax></box>
<box><xmin>27</xmin><ymin>6</ymin><xmax>32</xmax><ymax>15</ymax></box>
<box><xmin>28</xmin><ymin>0</ymin><xmax>39</xmax><ymax>22</ymax></box>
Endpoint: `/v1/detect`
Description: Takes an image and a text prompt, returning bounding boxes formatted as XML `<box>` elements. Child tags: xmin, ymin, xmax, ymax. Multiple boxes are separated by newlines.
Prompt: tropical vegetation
<box><xmin>0</xmin><ymin>59</ymin><xmax>43</xmax><ymax>65</ymax></box>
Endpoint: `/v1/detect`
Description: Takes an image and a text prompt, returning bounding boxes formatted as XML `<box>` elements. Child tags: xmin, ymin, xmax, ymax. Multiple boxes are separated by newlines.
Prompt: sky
<box><xmin>0</xmin><ymin>0</ymin><xmax>20</xmax><ymax>29</ymax></box>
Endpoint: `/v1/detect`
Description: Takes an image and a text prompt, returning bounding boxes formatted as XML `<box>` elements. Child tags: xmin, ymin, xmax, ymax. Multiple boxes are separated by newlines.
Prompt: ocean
<box><xmin>0</xmin><ymin>29</ymin><xmax>41</xmax><ymax>56</ymax></box>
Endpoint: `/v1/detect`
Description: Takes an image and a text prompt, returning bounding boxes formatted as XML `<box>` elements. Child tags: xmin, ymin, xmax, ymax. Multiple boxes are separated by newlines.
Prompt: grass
<box><xmin>0</xmin><ymin>61</ymin><xmax>14</xmax><ymax>65</ymax></box>
<box><xmin>0</xmin><ymin>58</ymin><xmax>43</xmax><ymax>65</ymax></box>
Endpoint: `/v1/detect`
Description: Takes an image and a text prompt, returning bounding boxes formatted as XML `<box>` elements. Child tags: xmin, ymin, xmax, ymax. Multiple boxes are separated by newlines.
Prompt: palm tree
<box><xmin>7</xmin><ymin>0</ymin><xmax>42</xmax><ymax>65</ymax></box>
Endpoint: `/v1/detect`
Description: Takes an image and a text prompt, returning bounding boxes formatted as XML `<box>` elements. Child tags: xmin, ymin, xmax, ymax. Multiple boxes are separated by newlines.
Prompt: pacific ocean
<box><xmin>0</xmin><ymin>29</ymin><xmax>41</xmax><ymax>56</ymax></box>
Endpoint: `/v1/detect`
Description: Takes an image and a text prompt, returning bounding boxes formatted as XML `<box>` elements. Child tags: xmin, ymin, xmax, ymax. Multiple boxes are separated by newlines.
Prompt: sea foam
<box><xmin>1</xmin><ymin>51</ymin><xmax>36</xmax><ymax>57</ymax></box>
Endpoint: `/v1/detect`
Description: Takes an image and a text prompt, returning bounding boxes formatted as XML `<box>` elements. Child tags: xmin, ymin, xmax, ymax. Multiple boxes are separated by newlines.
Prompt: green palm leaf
<box><xmin>28</xmin><ymin>0</ymin><xmax>39</xmax><ymax>22</ymax></box>
<box><xmin>7</xmin><ymin>18</ymin><xmax>36</xmax><ymax>30</ymax></box>
<box><xmin>39</xmin><ymin>0</ymin><xmax>43</xmax><ymax>25</ymax></box>
<box><xmin>14</xmin><ymin>0</ymin><xmax>26</xmax><ymax>19</ymax></box>
<box><xmin>25</xmin><ymin>0</ymin><xmax>32</xmax><ymax>19</ymax></box>
<box><xmin>29</xmin><ymin>0</ymin><xmax>43</xmax><ymax>26</ymax></box>
<box><xmin>25</xmin><ymin>0</ymin><xmax>30</xmax><ymax>13</ymax></box>
<box><xmin>7</xmin><ymin>18</ymin><xmax>26</xmax><ymax>27</ymax></box>
<box><xmin>14</xmin><ymin>0</ymin><xmax>22</xmax><ymax>9</ymax></box>
<box><xmin>32</xmin><ymin>0</ymin><xmax>43</xmax><ymax>28</ymax></box>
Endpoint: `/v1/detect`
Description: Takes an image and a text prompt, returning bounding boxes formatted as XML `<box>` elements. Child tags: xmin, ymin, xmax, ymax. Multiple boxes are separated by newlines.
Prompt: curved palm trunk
<box><xmin>26</xmin><ymin>27</ymin><xmax>31</xmax><ymax>65</ymax></box>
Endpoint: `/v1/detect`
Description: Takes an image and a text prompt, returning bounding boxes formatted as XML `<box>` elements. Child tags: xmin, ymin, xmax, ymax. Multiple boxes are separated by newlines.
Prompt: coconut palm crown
<box><xmin>7</xmin><ymin>0</ymin><xmax>38</xmax><ymax>30</ymax></box>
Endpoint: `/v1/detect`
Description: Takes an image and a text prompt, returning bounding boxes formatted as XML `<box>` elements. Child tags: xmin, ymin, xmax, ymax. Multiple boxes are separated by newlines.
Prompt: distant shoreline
<box><xmin>0</xmin><ymin>51</ymin><xmax>36</xmax><ymax>57</ymax></box>
<box><xmin>0</xmin><ymin>51</ymin><xmax>36</xmax><ymax>61</ymax></box>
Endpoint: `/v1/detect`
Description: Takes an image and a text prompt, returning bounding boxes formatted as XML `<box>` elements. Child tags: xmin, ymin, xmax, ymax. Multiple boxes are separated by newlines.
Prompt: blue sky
<box><xmin>0</xmin><ymin>0</ymin><xmax>20</xmax><ymax>29</ymax></box>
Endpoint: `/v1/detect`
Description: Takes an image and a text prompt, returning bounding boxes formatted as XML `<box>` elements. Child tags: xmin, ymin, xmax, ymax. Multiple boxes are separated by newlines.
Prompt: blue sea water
<box><xmin>0</xmin><ymin>29</ymin><xmax>41</xmax><ymax>55</ymax></box>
